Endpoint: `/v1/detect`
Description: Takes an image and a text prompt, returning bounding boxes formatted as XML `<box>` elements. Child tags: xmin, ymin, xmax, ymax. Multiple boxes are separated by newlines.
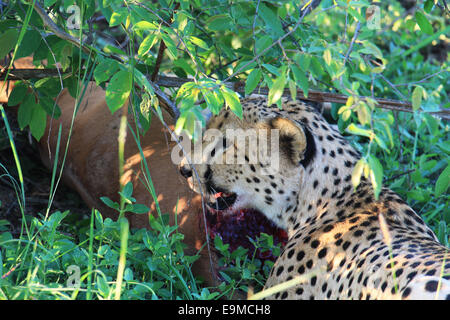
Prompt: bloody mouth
<box><xmin>205</xmin><ymin>191</ymin><xmax>288</xmax><ymax>262</ymax></box>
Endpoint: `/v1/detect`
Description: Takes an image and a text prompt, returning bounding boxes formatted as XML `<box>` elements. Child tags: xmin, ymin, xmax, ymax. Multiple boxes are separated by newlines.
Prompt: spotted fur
<box><xmin>181</xmin><ymin>96</ymin><xmax>450</xmax><ymax>300</ymax></box>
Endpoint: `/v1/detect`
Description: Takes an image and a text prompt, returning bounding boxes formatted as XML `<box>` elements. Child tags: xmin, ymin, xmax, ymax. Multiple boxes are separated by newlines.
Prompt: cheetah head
<box><xmin>179</xmin><ymin>99</ymin><xmax>316</xmax><ymax>230</ymax></box>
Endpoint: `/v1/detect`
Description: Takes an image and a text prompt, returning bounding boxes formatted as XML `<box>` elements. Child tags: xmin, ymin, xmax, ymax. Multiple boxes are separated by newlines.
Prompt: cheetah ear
<box><xmin>269</xmin><ymin>117</ymin><xmax>315</xmax><ymax>167</ymax></box>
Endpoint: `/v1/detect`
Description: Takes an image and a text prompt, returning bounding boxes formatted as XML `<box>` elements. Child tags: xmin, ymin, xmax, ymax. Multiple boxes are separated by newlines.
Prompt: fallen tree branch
<box><xmin>0</xmin><ymin>68</ymin><xmax>69</xmax><ymax>80</ymax></box>
<box><xmin>2</xmin><ymin>69</ymin><xmax>449</xmax><ymax>120</ymax></box>
<box><xmin>156</xmin><ymin>76</ymin><xmax>450</xmax><ymax>121</ymax></box>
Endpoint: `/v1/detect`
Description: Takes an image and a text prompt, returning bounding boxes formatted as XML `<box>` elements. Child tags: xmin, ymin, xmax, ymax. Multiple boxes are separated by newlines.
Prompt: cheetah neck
<box><xmin>285</xmin><ymin>131</ymin><xmax>359</xmax><ymax>236</ymax></box>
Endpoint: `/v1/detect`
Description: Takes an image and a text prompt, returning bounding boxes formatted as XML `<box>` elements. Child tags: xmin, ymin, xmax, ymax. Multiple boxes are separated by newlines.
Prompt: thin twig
<box><xmin>130</xmin><ymin>1</ymin><xmax>206</xmax><ymax>77</ymax></box>
<box><xmin>384</xmin><ymin>169</ymin><xmax>415</xmax><ymax>183</ymax></box>
<box><xmin>394</xmin><ymin>70</ymin><xmax>448</xmax><ymax>87</ymax></box>
<box><xmin>223</xmin><ymin>2</ymin><xmax>313</xmax><ymax>82</ymax></box>
<box><xmin>150</xmin><ymin>3</ymin><xmax>180</xmax><ymax>82</ymax></box>
<box><xmin>343</xmin><ymin>21</ymin><xmax>361</xmax><ymax>67</ymax></box>
<box><xmin>32</xmin><ymin>2</ymin><xmax>91</xmax><ymax>54</ymax></box>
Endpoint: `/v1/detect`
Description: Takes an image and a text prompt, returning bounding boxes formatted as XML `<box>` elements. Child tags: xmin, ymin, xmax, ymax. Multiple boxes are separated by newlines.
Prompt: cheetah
<box><xmin>179</xmin><ymin>96</ymin><xmax>450</xmax><ymax>300</ymax></box>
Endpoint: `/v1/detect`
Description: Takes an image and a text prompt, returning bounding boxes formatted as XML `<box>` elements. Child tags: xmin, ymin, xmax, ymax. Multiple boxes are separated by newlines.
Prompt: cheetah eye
<box><xmin>210</xmin><ymin>137</ymin><xmax>230</xmax><ymax>158</ymax></box>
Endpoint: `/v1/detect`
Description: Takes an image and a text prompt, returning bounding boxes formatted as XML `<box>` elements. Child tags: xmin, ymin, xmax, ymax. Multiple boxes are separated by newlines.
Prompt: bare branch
<box><xmin>343</xmin><ymin>21</ymin><xmax>361</xmax><ymax>67</ymax></box>
<box><xmin>0</xmin><ymin>68</ymin><xmax>68</xmax><ymax>80</ymax></box>
<box><xmin>155</xmin><ymin>75</ymin><xmax>450</xmax><ymax>120</ymax></box>
<box><xmin>32</xmin><ymin>2</ymin><xmax>91</xmax><ymax>54</ymax></box>
<box><xmin>150</xmin><ymin>3</ymin><xmax>180</xmax><ymax>82</ymax></box>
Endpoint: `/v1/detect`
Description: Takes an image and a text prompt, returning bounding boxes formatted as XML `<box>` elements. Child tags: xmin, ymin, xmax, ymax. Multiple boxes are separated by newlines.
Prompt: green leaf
<box><xmin>435</xmin><ymin>164</ymin><xmax>450</xmax><ymax>197</ymax></box>
<box><xmin>437</xmin><ymin>220</ymin><xmax>448</xmax><ymax>247</ymax></box>
<box><xmin>258</xmin><ymin>3</ymin><xmax>284</xmax><ymax>37</ymax></box>
<box><xmin>7</xmin><ymin>83</ymin><xmax>28</xmax><ymax>106</ymax></box>
<box><xmin>39</xmin><ymin>96</ymin><xmax>61</xmax><ymax>119</ymax></box>
<box><xmin>268</xmin><ymin>73</ymin><xmax>286</xmax><ymax>106</ymax></box>
<box><xmin>173</xmin><ymin>59</ymin><xmax>196</xmax><ymax>76</ymax></box>
<box><xmin>411</xmin><ymin>86</ymin><xmax>424</xmax><ymax>111</ymax></box>
<box><xmin>15</xmin><ymin>29</ymin><xmax>41</xmax><ymax>59</ymax></box>
<box><xmin>356</xmin><ymin>101</ymin><xmax>370</xmax><ymax>125</ymax></box>
<box><xmin>222</xmin><ymin>87</ymin><xmax>242</xmax><ymax>119</ymax></box>
<box><xmin>189</xmin><ymin>36</ymin><xmax>209</xmax><ymax>49</ymax></box>
<box><xmin>291</xmin><ymin>65</ymin><xmax>309</xmax><ymax>98</ymax></box>
<box><xmin>96</xmin><ymin>276</ymin><xmax>110</xmax><ymax>298</ymax></box>
<box><xmin>105</xmin><ymin>69</ymin><xmax>132</xmax><ymax>114</ymax></box>
<box><xmin>405</xmin><ymin>19</ymin><xmax>416</xmax><ymax>32</ymax></box>
<box><xmin>161</xmin><ymin>33</ymin><xmax>177</xmax><ymax>59</ymax></box>
<box><xmin>17</xmin><ymin>95</ymin><xmax>36</xmax><ymax>130</ymax></box>
<box><xmin>262</xmin><ymin>64</ymin><xmax>280</xmax><ymax>76</ymax></box>
<box><xmin>133</xmin><ymin>21</ymin><xmax>159</xmax><ymax>33</ymax></box>
<box><xmin>288</xmin><ymin>79</ymin><xmax>297</xmax><ymax>101</ymax></box>
<box><xmin>202</xmin><ymin>89</ymin><xmax>223</xmax><ymax>115</ymax></box>
<box><xmin>368</xmin><ymin>155</ymin><xmax>383</xmax><ymax>200</ymax></box>
<box><xmin>0</xmin><ymin>29</ymin><xmax>19</xmax><ymax>60</ymax></box>
<box><xmin>44</xmin><ymin>0</ymin><xmax>58</xmax><ymax>6</ymax></box>
<box><xmin>352</xmin><ymin>159</ymin><xmax>365</xmax><ymax>190</ymax></box>
<box><xmin>138</xmin><ymin>33</ymin><xmax>158</xmax><ymax>57</ymax></box>
<box><xmin>121</xmin><ymin>182</ymin><xmax>133</xmax><ymax>200</ymax></box>
<box><xmin>346</xmin><ymin>123</ymin><xmax>372</xmax><ymax>138</ymax></box>
<box><xmin>255</xmin><ymin>35</ymin><xmax>272</xmax><ymax>53</ymax></box>
<box><xmin>424</xmin><ymin>0</ymin><xmax>434</xmax><ymax>13</ymax></box>
<box><xmin>206</xmin><ymin>14</ymin><xmax>233</xmax><ymax>31</ymax></box>
<box><xmin>359</xmin><ymin>41</ymin><xmax>383</xmax><ymax>59</ymax></box>
<box><xmin>174</xmin><ymin>112</ymin><xmax>187</xmax><ymax>135</ymax></box>
<box><xmin>407</xmin><ymin>190</ymin><xmax>426</xmax><ymax>202</ymax></box>
<box><xmin>100</xmin><ymin>196</ymin><xmax>120</xmax><ymax>211</ymax></box>
<box><xmin>109</xmin><ymin>8</ymin><xmax>128</xmax><ymax>27</ymax></box>
<box><xmin>29</xmin><ymin>104</ymin><xmax>47</xmax><ymax>141</ymax></box>
<box><xmin>295</xmin><ymin>53</ymin><xmax>311</xmax><ymax>72</ymax></box>
<box><xmin>245</xmin><ymin>69</ymin><xmax>262</xmax><ymax>96</ymax></box>
<box><xmin>373</xmin><ymin>134</ymin><xmax>388</xmax><ymax>152</ymax></box>
<box><xmin>94</xmin><ymin>58</ymin><xmax>120</xmax><ymax>85</ymax></box>
<box><xmin>184</xmin><ymin>110</ymin><xmax>196</xmax><ymax>137</ymax></box>
<box><xmin>310</xmin><ymin>56</ymin><xmax>325</xmax><ymax>77</ymax></box>
<box><xmin>323</xmin><ymin>48</ymin><xmax>332</xmax><ymax>65</ymax></box>
<box><xmin>347</xmin><ymin>7</ymin><xmax>365</xmax><ymax>22</ymax></box>
<box><xmin>415</xmin><ymin>11</ymin><xmax>433</xmax><ymax>35</ymax></box>
<box><xmin>127</xmin><ymin>203</ymin><xmax>150</xmax><ymax>214</ymax></box>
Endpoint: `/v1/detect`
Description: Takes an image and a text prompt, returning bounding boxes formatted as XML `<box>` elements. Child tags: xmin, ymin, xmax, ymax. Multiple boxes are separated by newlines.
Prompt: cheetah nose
<box><xmin>179</xmin><ymin>165</ymin><xmax>192</xmax><ymax>178</ymax></box>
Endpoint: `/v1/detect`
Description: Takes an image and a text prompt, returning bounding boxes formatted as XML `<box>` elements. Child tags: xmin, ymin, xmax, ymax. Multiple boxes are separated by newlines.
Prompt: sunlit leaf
<box><xmin>245</xmin><ymin>68</ymin><xmax>262</xmax><ymax>96</ymax></box>
<box><xmin>415</xmin><ymin>10</ymin><xmax>433</xmax><ymax>35</ymax></box>
<box><xmin>368</xmin><ymin>155</ymin><xmax>383</xmax><ymax>200</ymax></box>
<box><xmin>268</xmin><ymin>73</ymin><xmax>286</xmax><ymax>106</ymax></box>
<box><xmin>222</xmin><ymin>87</ymin><xmax>242</xmax><ymax>118</ymax></box>
<box><xmin>105</xmin><ymin>69</ymin><xmax>132</xmax><ymax>114</ymax></box>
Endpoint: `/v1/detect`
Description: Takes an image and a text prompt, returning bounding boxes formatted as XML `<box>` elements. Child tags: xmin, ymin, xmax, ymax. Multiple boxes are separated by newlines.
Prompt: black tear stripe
<box><xmin>204</xmin><ymin>165</ymin><xmax>214</xmax><ymax>193</ymax></box>
<box><xmin>299</xmin><ymin>125</ymin><xmax>316</xmax><ymax>168</ymax></box>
